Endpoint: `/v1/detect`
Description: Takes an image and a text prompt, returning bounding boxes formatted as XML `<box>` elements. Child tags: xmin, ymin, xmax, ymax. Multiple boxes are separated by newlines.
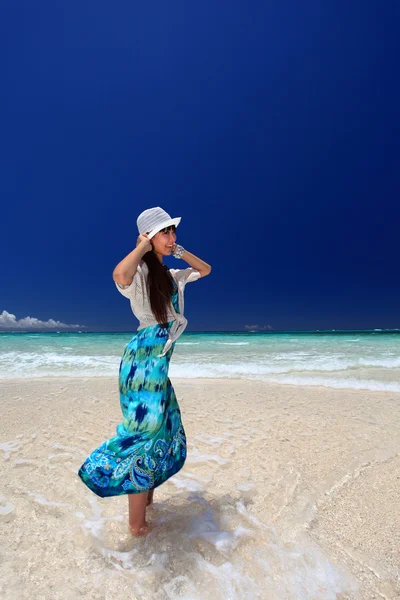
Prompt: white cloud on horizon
<box><xmin>0</xmin><ymin>310</ymin><xmax>87</xmax><ymax>331</ymax></box>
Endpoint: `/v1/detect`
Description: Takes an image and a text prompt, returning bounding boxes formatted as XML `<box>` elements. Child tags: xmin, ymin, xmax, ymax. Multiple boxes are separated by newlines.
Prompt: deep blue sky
<box><xmin>1</xmin><ymin>1</ymin><xmax>399</xmax><ymax>332</ymax></box>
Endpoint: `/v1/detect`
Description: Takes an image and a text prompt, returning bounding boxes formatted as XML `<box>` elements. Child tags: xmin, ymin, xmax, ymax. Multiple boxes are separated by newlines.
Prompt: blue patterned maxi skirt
<box><xmin>77</xmin><ymin>283</ymin><xmax>187</xmax><ymax>498</ymax></box>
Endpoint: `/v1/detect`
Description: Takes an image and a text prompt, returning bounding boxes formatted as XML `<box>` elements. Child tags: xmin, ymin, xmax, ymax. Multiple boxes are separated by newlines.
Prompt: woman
<box><xmin>78</xmin><ymin>207</ymin><xmax>212</xmax><ymax>536</ymax></box>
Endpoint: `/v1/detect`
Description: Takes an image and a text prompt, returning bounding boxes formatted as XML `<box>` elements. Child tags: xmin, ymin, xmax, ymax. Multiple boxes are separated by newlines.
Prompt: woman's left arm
<box><xmin>175</xmin><ymin>247</ymin><xmax>212</xmax><ymax>278</ymax></box>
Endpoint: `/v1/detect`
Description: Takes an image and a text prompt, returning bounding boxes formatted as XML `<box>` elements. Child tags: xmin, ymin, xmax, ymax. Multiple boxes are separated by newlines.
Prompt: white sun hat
<box><xmin>137</xmin><ymin>207</ymin><xmax>181</xmax><ymax>240</ymax></box>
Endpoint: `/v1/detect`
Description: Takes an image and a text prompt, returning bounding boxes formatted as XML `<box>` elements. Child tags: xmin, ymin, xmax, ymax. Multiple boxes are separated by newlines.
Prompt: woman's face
<box><xmin>148</xmin><ymin>225</ymin><xmax>177</xmax><ymax>255</ymax></box>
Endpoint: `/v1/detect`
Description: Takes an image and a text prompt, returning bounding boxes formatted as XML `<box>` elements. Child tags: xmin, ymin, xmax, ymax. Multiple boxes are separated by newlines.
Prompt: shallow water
<box><xmin>0</xmin><ymin>434</ymin><xmax>358</xmax><ymax>600</ymax></box>
<box><xmin>1</xmin><ymin>376</ymin><xmax>399</xmax><ymax>599</ymax></box>
<box><xmin>1</xmin><ymin>472</ymin><xmax>358</xmax><ymax>599</ymax></box>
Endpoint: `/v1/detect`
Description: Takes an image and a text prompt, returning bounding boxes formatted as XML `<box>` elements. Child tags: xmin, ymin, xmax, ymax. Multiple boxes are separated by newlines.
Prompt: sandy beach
<box><xmin>0</xmin><ymin>376</ymin><xmax>399</xmax><ymax>599</ymax></box>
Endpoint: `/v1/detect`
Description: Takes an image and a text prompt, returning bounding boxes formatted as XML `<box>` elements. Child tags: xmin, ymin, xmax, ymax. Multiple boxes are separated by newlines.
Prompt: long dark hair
<box><xmin>142</xmin><ymin>251</ymin><xmax>175</xmax><ymax>324</ymax></box>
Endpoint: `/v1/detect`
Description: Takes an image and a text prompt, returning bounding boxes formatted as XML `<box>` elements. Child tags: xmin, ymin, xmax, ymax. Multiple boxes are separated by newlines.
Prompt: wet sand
<box><xmin>0</xmin><ymin>376</ymin><xmax>399</xmax><ymax>599</ymax></box>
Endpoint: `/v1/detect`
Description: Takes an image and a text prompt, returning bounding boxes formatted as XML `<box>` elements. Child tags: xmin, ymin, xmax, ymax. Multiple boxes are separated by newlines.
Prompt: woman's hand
<box><xmin>136</xmin><ymin>233</ymin><xmax>152</xmax><ymax>253</ymax></box>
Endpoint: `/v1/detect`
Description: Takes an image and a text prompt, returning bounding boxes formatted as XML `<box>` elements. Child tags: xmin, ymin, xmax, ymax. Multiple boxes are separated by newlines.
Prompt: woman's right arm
<box><xmin>113</xmin><ymin>236</ymin><xmax>151</xmax><ymax>286</ymax></box>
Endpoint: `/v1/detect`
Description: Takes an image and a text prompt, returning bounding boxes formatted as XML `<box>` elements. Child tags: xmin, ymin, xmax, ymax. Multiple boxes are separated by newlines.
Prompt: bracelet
<box><xmin>172</xmin><ymin>244</ymin><xmax>185</xmax><ymax>259</ymax></box>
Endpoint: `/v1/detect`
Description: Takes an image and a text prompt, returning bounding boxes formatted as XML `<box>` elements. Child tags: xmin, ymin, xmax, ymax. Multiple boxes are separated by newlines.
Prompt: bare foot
<box><xmin>129</xmin><ymin>521</ymin><xmax>153</xmax><ymax>537</ymax></box>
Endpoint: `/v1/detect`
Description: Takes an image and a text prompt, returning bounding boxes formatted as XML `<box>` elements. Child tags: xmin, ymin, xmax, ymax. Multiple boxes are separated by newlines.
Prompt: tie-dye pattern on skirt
<box><xmin>78</xmin><ymin>288</ymin><xmax>187</xmax><ymax>497</ymax></box>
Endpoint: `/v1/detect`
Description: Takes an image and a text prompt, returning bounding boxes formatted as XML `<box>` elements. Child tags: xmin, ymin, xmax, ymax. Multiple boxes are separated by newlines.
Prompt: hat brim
<box><xmin>146</xmin><ymin>217</ymin><xmax>181</xmax><ymax>239</ymax></box>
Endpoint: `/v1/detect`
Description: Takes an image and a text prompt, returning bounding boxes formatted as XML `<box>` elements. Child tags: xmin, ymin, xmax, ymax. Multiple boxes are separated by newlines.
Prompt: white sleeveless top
<box><xmin>115</xmin><ymin>260</ymin><xmax>201</xmax><ymax>358</ymax></box>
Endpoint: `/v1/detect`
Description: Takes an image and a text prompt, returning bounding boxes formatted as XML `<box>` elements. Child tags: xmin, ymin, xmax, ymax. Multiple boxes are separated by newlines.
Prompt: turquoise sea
<box><xmin>1</xmin><ymin>330</ymin><xmax>399</xmax><ymax>391</ymax></box>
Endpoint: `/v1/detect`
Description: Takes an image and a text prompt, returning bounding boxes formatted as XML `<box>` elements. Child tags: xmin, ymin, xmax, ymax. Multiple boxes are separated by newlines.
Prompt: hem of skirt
<box><xmin>77</xmin><ymin>428</ymin><xmax>187</xmax><ymax>499</ymax></box>
<box><xmin>77</xmin><ymin>460</ymin><xmax>186</xmax><ymax>498</ymax></box>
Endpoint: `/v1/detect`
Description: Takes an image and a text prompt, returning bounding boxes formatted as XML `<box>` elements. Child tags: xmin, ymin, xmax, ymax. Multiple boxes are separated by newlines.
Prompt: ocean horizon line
<box><xmin>1</xmin><ymin>328</ymin><xmax>399</xmax><ymax>335</ymax></box>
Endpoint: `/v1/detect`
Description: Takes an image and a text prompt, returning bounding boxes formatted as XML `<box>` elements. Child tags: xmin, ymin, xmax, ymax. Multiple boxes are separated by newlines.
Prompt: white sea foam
<box><xmin>1</xmin><ymin>333</ymin><xmax>399</xmax><ymax>393</ymax></box>
<box><xmin>25</xmin><ymin>491</ymin><xmax>70</xmax><ymax>507</ymax></box>
<box><xmin>169</xmin><ymin>475</ymin><xmax>205</xmax><ymax>492</ymax></box>
<box><xmin>0</xmin><ymin>350</ymin><xmax>119</xmax><ymax>378</ymax></box>
<box><xmin>214</xmin><ymin>342</ymin><xmax>250</xmax><ymax>345</ymax></box>
<box><xmin>193</xmin><ymin>434</ymin><xmax>224</xmax><ymax>446</ymax></box>
<box><xmin>185</xmin><ymin>446</ymin><xmax>230</xmax><ymax>466</ymax></box>
<box><xmin>262</xmin><ymin>375</ymin><xmax>400</xmax><ymax>392</ymax></box>
<box><xmin>0</xmin><ymin>495</ymin><xmax>15</xmax><ymax>521</ymax></box>
<box><xmin>74</xmin><ymin>491</ymin><xmax>358</xmax><ymax>600</ymax></box>
<box><xmin>169</xmin><ymin>362</ymin><xmax>400</xmax><ymax>392</ymax></box>
<box><xmin>0</xmin><ymin>440</ymin><xmax>21</xmax><ymax>459</ymax></box>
